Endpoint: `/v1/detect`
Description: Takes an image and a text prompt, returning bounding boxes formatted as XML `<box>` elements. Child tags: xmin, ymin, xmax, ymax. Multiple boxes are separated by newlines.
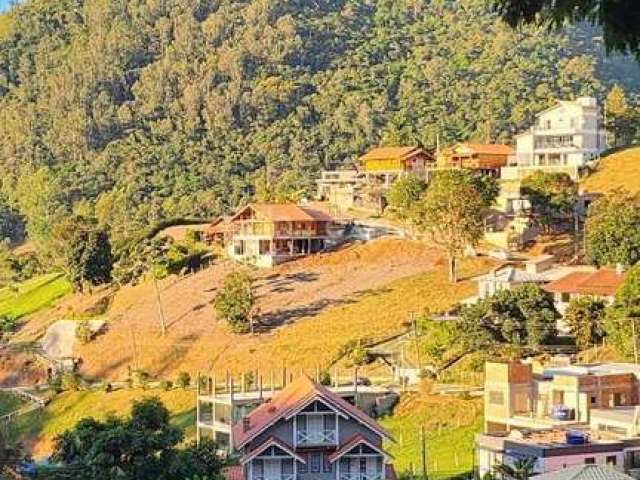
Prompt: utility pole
<box><xmin>632</xmin><ymin>318</ymin><xmax>638</xmax><ymax>364</ymax></box>
<box><xmin>420</xmin><ymin>425</ymin><xmax>428</xmax><ymax>480</ymax></box>
<box><xmin>153</xmin><ymin>275</ymin><xmax>167</xmax><ymax>336</ymax></box>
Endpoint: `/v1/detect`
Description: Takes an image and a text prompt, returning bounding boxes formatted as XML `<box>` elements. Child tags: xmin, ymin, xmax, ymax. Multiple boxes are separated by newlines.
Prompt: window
<box><xmin>359</xmin><ymin>458</ymin><xmax>367</xmax><ymax>474</ymax></box>
<box><xmin>310</xmin><ymin>453</ymin><xmax>322</xmax><ymax>473</ymax></box>
<box><xmin>606</xmin><ymin>456</ymin><xmax>617</xmax><ymax>466</ymax></box>
<box><xmin>584</xmin><ymin>458</ymin><xmax>595</xmax><ymax>465</ymax></box>
<box><xmin>489</xmin><ymin>391</ymin><xmax>504</xmax><ymax>405</ymax></box>
<box><xmin>590</xmin><ymin>395</ymin><xmax>597</xmax><ymax>405</ymax></box>
<box><xmin>561</xmin><ymin>292</ymin><xmax>571</xmax><ymax>303</ymax></box>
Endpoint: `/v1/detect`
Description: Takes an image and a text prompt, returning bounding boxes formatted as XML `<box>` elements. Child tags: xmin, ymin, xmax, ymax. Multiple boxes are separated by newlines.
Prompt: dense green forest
<box><xmin>0</xmin><ymin>0</ymin><xmax>636</xmax><ymax>252</ymax></box>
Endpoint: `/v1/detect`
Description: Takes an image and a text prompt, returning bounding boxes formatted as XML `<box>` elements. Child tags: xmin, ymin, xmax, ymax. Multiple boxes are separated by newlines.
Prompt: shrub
<box><xmin>129</xmin><ymin>370</ymin><xmax>150</xmax><ymax>389</ymax></box>
<box><xmin>214</xmin><ymin>271</ymin><xmax>255</xmax><ymax>333</ymax></box>
<box><xmin>75</xmin><ymin>320</ymin><xmax>93</xmax><ymax>345</ymax></box>
<box><xmin>175</xmin><ymin>372</ymin><xmax>191</xmax><ymax>389</ymax></box>
<box><xmin>159</xmin><ymin>379</ymin><xmax>173</xmax><ymax>391</ymax></box>
<box><xmin>60</xmin><ymin>373</ymin><xmax>80</xmax><ymax>392</ymax></box>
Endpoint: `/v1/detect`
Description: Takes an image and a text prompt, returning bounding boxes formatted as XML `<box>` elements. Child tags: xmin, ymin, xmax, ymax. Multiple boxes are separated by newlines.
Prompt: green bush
<box><xmin>175</xmin><ymin>372</ymin><xmax>191</xmax><ymax>389</ymax></box>
<box><xmin>159</xmin><ymin>379</ymin><xmax>173</xmax><ymax>391</ymax></box>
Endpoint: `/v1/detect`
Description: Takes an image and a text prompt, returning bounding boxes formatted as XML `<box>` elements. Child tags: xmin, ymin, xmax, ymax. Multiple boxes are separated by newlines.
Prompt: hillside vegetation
<box><xmin>582</xmin><ymin>146</ymin><xmax>640</xmax><ymax>194</ymax></box>
<box><xmin>380</xmin><ymin>392</ymin><xmax>483</xmax><ymax>479</ymax></box>
<box><xmin>0</xmin><ymin>273</ymin><xmax>71</xmax><ymax>319</ymax></box>
<box><xmin>0</xmin><ymin>0</ymin><xmax>609</xmax><ymax>252</ymax></box>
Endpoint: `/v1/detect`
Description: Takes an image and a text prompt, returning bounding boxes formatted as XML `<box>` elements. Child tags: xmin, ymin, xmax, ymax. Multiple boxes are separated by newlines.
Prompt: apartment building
<box><xmin>502</xmin><ymin>97</ymin><xmax>607</xmax><ymax>181</ymax></box>
<box><xmin>477</xmin><ymin>361</ymin><xmax>640</xmax><ymax>477</ymax></box>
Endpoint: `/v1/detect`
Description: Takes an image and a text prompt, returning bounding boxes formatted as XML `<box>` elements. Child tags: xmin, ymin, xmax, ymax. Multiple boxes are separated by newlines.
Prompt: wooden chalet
<box><xmin>439</xmin><ymin>143</ymin><xmax>514</xmax><ymax>176</ymax></box>
<box><xmin>227</xmin><ymin>204</ymin><xmax>333</xmax><ymax>267</ymax></box>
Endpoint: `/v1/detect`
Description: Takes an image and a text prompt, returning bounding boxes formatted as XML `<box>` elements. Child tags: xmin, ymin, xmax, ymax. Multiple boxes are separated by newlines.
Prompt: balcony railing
<box><xmin>296</xmin><ymin>429</ymin><xmax>337</xmax><ymax>445</ymax></box>
<box><xmin>339</xmin><ymin>473</ymin><xmax>384</xmax><ymax>480</ymax></box>
<box><xmin>253</xmin><ymin>475</ymin><xmax>294</xmax><ymax>480</ymax></box>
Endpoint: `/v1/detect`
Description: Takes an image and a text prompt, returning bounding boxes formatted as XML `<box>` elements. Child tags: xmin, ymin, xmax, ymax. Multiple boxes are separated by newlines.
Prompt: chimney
<box><xmin>243</xmin><ymin>417</ymin><xmax>251</xmax><ymax>432</ymax></box>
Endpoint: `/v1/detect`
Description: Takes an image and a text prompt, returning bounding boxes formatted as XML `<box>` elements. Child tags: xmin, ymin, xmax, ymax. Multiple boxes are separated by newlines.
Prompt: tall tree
<box><xmin>605</xmin><ymin>84</ymin><xmax>637</xmax><ymax>147</ymax></box>
<box><xmin>50</xmin><ymin>216</ymin><xmax>113</xmax><ymax>292</ymax></box>
<box><xmin>386</xmin><ymin>174</ymin><xmax>426</xmax><ymax>225</ymax></box>
<box><xmin>564</xmin><ymin>296</ymin><xmax>607</xmax><ymax>350</ymax></box>
<box><xmin>604</xmin><ymin>263</ymin><xmax>640</xmax><ymax>360</ymax></box>
<box><xmin>586</xmin><ymin>190</ymin><xmax>640</xmax><ymax>268</ymax></box>
<box><xmin>413</xmin><ymin>170</ymin><xmax>489</xmax><ymax>283</ymax></box>
<box><xmin>214</xmin><ymin>270</ymin><xmax>256</xmax><ymax>333</ymax></box>
<box><xmin>521</xmin><ymin>171</ymin><xmax>578</xmax><ymax>232</ymax></box>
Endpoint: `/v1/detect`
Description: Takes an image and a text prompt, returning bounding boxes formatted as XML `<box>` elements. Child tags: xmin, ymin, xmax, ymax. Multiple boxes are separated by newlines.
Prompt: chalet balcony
<box><xmin>339</xmin><ymin>472</ymin><xmax>384</xmax><ymax>480</ymax></box>
<box><xmin>296</xmin><ymin>429</ymin><xmax>337</xmax><ymax>446</ymax></box>
<box><xmin>253</xmin><ymin>475</ymin><xmax>295</xmax><ymax>480</ymax></box>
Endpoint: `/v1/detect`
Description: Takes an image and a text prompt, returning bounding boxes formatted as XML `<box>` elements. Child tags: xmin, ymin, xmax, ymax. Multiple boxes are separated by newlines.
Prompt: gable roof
<box><xmin>359</xmin><ymin>146</ymin><xmax>424</xmax><ymax>162</ymax></box>
<box><xmin>544</xmin><ymin>268</ymin><xmax>624</xmax><ymax>297</ymax></box>
<box><xmin>533</xmin><ymin>465</ymin><xmax>633</xmax><ymax>480</ymax></box>
<box><xmin>232</xmin><ymin>376</ymin><xmax>391</xmax><ymax>449</ymax></box>
<box><xmin>328</xmin><ymin>434</ymin><xmax>393</xmax><ymax>463</ymax></box>
<box><xmin>239</xmin><ymin>436</ymin><xmax>306</xmax><ymax>465</ymax></box>
<box><xmin>231</xmin><ymin>204</ymin><xmax>333</xmax><ymax>223</ymax></box>
<box><xmin>453</xmin><ymin>143</ymin><xmax>514</xmax><ymax>156</ymax></box>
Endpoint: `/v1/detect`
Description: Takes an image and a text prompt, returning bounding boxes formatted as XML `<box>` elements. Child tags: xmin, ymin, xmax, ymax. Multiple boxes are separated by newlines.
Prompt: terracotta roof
<box><xmin>454</xmin><ymin>143</ymin><xmax>514</xmax><ymax>155</ymax></box>
<box><xmin>328</xmin><ymin>434</ymin><xmax>392</xmax><ymax>463</ymax></box>
<box><xmin>232</xmin><ymin>376</ymin><xmax>391</xmax><ymax>449</ymax></box>
<box><xmin>240</xmin><ymin>436</ymin><xmax>306</xmax><ymax>465</ymax></box>
<box><xmin>544</xmin><ymin>269</ymin><xmax>624</xmax><ymax>296</ymax></box>
<box><xmin>359</xmin><ymin>146</ymin><xmax>423</xmax><ymax>162</ymax></box>
<box><xmin>231</xmin><ymin>204</ymin><xmax>333</xmax><ymax>223</ymax></box>
<box><xmin>223</xmin><ymin>465</ymin><xmax>244</xmax><ymax>480</ymax></box>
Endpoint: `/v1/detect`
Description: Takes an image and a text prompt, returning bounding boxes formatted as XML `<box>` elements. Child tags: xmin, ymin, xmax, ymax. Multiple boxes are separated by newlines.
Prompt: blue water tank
<box><xmin>566</xmin><ymin>431</ymin><xmax>589</xmax><ymax>445</ymax></box>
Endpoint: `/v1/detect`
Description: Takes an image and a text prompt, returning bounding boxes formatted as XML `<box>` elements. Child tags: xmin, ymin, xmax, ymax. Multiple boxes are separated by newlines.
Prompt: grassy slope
<box><xmin>16</xmin><ymin>388</ymin><xmax>196</xmax><ymax>458</ymax></box>
<box><xmin>0</xmin><ymin>273</ymin><xmax>72</xmax><ymax>320</ymax></box>
<box><xmin>381</xmin><ymin>393</ymin><xmax>483</xmax><ymax>479</ymax></box>
<box><xmin>0</xmin><ymin>391</ymin><xmax>25</xmax><ymax>416</ymax></box>
<box><xmin>582</xmin><ymin>146</ymin><xmax>640</xmax><ymax>194</ymax></box>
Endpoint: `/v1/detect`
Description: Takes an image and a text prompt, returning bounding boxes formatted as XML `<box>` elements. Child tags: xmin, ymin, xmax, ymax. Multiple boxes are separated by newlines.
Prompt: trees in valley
<box><xmin>605</xmin><ymin>84</ymin><xmax>639</xmax><ymax>147</ymax></box>
<box><xmin>458</xmin><ymin>284</ymin><xmax>558</xmax><ymax>351</ymax></box>
<box><xmin>386</xmin><ymin>174</ymin><xmax>426</xmax><ymax>225</ymax></box>
<box><xmin>52</xmin><ymin>397</ymin><xmax>223</xmax><ymax>480</ymax></box>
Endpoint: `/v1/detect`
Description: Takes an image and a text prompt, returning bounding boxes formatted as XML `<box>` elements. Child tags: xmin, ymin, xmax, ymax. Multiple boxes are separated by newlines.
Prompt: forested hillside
<box><xmin>0</xmin><ymin>0</ymin><xmax>621</xmax><ymax>249</ymax></box>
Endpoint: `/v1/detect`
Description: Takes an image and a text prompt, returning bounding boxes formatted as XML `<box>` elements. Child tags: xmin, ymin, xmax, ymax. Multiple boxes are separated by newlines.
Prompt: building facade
<box><xmin>227</xmin><ymin>204</ymin><xmax>334</xmax><ymax>267</ymax></box>
<box><xmin>477</xmin><ymin>361</ymin><xmax>640</xmax><ymax>477</ymax></box>
<box><xmin>438</xmin><ymin>143</ymin><xmax>514</xmax><ymax>176</ymax></box>
<box><xmin>502</xmin><ymin>97</ymin><xmax>607</xmax><ymax>181</ymax></box>
<box><xmin>223</xmin><ymin>377</ymin><xmax>395</xmax><ymax>480</ymax></box>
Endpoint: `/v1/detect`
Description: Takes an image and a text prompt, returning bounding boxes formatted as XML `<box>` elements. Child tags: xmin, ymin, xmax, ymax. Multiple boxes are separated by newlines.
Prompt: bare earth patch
<box><xmin>16</xmin><ymin>239</ymin><xmax>494</xmax><ymax>382</ymax></box>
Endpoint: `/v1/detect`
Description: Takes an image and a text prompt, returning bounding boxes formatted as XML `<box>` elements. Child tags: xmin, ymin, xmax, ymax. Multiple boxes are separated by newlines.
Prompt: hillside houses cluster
<box><xmin>476</xmin><ymin>360</ymin><xmax>640</xmax><ymax>477</ymax></box>
<box><xmin>158</xmin><ymin>96</ymin><xmax>607</xmax><ymax>268</ymax></box>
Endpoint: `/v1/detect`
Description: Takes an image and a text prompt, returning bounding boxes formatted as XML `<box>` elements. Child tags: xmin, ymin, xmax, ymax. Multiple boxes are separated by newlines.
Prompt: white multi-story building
<box><xmin>502</xmin><ymin>97</ymin><xmax>607</xmax><ymax>180</ymax></box>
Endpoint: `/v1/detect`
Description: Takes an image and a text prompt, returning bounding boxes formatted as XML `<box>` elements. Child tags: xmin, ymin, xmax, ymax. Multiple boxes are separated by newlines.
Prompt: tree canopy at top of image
<box><xmin>492</xmin><ymin>0</ymin><xmax>640</xmax><ymax>59</ymax></box>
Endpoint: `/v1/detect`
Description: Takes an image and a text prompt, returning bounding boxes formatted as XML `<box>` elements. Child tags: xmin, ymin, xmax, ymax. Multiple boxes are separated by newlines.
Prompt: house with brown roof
<box><xmin>438</xmin><ymin>143</ymin><xmax>514</xmax><ymax>176</ymax></box>
<box><xmin>226</xmin><ymin>376</ymin><xmax>395</xmax><ymax>480</ymax></box>
<box><xmin>544</xmin><ymin>267</ymin><xmax>625</xmax><ymax>316</ymax></box>
<box><xmin>227</xmin><ymin>204</ymin><xmax>334</xmax><ymax>267</ymax></box>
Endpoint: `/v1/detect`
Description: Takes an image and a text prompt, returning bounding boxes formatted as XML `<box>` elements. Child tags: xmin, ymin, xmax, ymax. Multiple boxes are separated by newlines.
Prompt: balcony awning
<box><xmin>328</xmin><ymin>434</ymin><xmax>393</xmax><ymax>463</ymax></box>
<box><xmin>240</xmin><ymin>437</ymin><xmax>307</xmax><ymax>465</ymax></box>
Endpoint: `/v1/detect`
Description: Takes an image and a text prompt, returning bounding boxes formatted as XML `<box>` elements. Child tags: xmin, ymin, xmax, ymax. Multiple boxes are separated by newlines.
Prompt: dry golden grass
<box><xmin>582</xmin><ymin>147</ymin><xmax>640</xmax><ymax>195</ymax></box>
<box><xmin>70</xmin><ymin>241</ymin><xmax>492</xmax><ymax>381</ymax></box>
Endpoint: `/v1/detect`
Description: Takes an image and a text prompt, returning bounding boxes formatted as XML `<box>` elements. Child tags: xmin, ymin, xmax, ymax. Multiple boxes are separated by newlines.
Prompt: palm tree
<box><xmin>493</xmin><ymin>457</ymin><xmax>537</xmax><ymax>480</ymax></box>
